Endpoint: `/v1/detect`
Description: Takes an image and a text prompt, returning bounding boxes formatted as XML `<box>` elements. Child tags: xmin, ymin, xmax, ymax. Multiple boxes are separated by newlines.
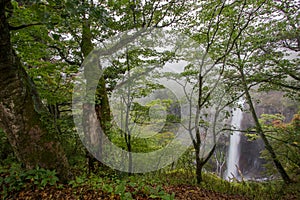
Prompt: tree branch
<box><xmin>48</xmin><ymin>45</ymin><xmax>80</xmax><ymax>66</ymax></box>
<box><xmin>9</xmin><ymin>22</ymin><xmax>43</xmax><ymax>31</ymax></box>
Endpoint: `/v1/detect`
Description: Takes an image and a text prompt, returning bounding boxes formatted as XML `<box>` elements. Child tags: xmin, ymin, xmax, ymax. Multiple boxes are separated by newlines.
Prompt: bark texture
<box><xmin>0</xmin><ymin>0</ymin><xmax>71</xmax><ymax>182</ymax></box>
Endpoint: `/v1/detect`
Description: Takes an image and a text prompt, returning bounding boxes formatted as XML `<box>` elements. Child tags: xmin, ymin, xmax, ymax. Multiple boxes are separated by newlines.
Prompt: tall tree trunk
<box><xmin>81</xmin><ymin>18</ymin><xmax>111</xmax><ymax>171</ymax></box>
<box><xmin>81</xmin><ymin>19</ymin><xmax>111</xmax><ymax>131</ymax></box>
<box><xmin>0</xmin><ymin>0</ymin><xmax>71</xmax><ymax>181</ymax></box>
<box><xmin>239</xmin><ymin>68</ymin><xmax>291</xmax><ymax>184</ymax></box>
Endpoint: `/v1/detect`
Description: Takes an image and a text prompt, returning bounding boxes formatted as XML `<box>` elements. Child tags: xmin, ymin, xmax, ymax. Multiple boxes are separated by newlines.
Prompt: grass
<box><xmin>129</xmin><ymin>169</ymin><xmax>300</xmax><ymax>200</ymax></box>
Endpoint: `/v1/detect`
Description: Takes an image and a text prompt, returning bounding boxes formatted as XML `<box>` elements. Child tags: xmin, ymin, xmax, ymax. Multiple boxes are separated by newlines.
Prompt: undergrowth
<box><xmin>1</xmin><ymin>164</ymin><xmax>299</xmax><ymax>200</ymax></box>
<box><xmin>0</xmin><ymin>163</ymin><xmax>59</xmax><ymax>199</ymax></box>
<box><xmin>142</xmin><ymin>169</ymin><xmax>300</xmax><ymax>200</ymax></box>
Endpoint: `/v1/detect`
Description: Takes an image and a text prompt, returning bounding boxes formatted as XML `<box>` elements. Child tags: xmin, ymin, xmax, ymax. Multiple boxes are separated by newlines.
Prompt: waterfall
<box><xmin>225</xmin><ymin>106</ymin><xmax>244</xmax><ymax>181</ymax></box>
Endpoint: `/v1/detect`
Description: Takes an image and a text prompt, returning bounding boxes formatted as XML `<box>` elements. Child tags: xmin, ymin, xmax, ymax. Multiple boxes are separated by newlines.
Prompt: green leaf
<box><xmin>52</xmin><ymin>34</ymin><xmax>60</xmax><ymax>40</ymax></box>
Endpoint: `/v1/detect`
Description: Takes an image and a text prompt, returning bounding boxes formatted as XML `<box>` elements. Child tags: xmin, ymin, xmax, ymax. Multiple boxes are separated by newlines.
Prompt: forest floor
<box><xmin>1</xmin><ymin>166</ymin><xmax>299</xmax><ymax>200</ymax></box>
<box><xmin>8</xmin><ymin>185</ymin><xmax>250</xmax><ymax>200</ymax></box>
<box><xmin>6</xmin><ymin>184</ymin><xmax>299</xmax><ymax>200</ymax></box>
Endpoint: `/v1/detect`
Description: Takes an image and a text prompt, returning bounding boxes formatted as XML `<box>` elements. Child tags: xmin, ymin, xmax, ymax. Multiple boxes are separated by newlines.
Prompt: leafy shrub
<box><xmin>0</xmin><ymin>164</ymin><xmax>59</xmax><ymax>199</ymax></box>
<box><xmin>260</xmin><ymin>113</ymin><xmax>300</xmax><ymax>180</ymax></box>
<box><xmin>68</xmin><ymin>173</ymin><xmax>175</xmax><ymax>200</ymax></box>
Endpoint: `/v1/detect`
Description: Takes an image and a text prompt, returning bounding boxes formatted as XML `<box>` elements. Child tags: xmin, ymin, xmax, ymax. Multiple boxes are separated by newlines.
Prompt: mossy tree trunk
<box><xmin>0</xmin><ymin>0</ymin><xmax>71</xmax><ymax>181</ymax></box>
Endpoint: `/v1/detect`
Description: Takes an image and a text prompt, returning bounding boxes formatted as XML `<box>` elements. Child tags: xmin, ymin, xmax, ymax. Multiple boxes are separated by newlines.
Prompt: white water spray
<box><xmin>225</xmin><ymin>104</ymin><xmax>244</xmax><ymax>181</ymax></box>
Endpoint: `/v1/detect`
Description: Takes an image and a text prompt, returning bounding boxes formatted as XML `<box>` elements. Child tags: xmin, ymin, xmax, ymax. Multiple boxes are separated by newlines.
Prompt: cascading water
<box><xmin>225</xmin><ymin>105</ymin><xmax>244</xmax><ymax>181</ymax></box>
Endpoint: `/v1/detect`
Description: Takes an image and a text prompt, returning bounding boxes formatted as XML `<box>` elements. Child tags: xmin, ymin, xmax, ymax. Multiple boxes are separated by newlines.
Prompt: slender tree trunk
<box><xmin>127</xmin><ymin>141</ymin><xmax>133</xmax><ymax>175</ymax></box>
<box><xmin>239</xmin><ymin>68</ymin><xmax>291</xmax><ymax>184</ymax></box>
<box><xmin>95</xmin><ymin>77</ymin><xmax>112</xmax><ymax>133</ymax></box>
<box><xmin>194</xmin><ymin>143</ymin><xmax>216</xmax><ymax>184</ymax></box>
<box><xmin>0</xmin><ymin>0</ymin><xmax>71</xmax><ymax>181</ymax></box>
<box><xmin>195</xmin><ymin>148</ymin><xmax>204</xmax><ymax>183</ymax></box>
<box><xmin>193</xmin><ymin>73</ymin><xmax>217</xmax><ymax>184</ymax></box>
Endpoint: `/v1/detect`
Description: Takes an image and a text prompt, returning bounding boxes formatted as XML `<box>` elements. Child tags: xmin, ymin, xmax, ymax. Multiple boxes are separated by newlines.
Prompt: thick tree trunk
<box><xmin>0</xmin><ymin>0</ymin><xmax>71</xmax><ymax>181</ymax></box>
<box><xmin>81</xmin><ymin>18</ymin><xmax>111</xmax><ymax>171</ymax></box>
<box><xmin>81</xmin><ymin>19</ymin><xmax>111</xmax><ymax>133</ymax></box>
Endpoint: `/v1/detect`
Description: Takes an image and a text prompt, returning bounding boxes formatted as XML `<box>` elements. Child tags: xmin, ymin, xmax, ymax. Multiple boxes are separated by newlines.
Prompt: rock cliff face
<box><xmin>238</xmin><ymin>91</ymin><xmax>298</xmax><ymax>179</ymax></box>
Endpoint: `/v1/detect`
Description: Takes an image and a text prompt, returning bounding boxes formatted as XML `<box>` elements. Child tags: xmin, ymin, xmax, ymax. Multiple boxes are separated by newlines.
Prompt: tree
<box><xmin>0</xmin><ymin>0</ymin><xmax>71</xmax><ymax>181</ymax></box>
<box><xmin>234</xmin><ymin>52</ymin><xmax>291</xmax><ymax>183</ymax></box>
<box><xmin>77</xmin><ymin>0</ymin><xmax>192</xmax><ymax>173</ymax></box>
<box><xmin>9</xmin><ymin>1</ymin><xmax>83</xmax><ymax>165</ymax></box>
<box><xmin>178</xmin><ymin>0</ymin><xmax>265</xmax><ymax>183</ymax></box>
<box><xmin>223</xmin><ymin>0</ymin><xmax>293</xmax><ymax>183</ymax></box>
